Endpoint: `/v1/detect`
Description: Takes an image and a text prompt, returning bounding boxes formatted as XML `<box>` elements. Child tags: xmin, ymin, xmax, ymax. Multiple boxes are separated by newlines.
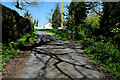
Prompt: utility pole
<box><xmin>61</xmin><ymin>0</ymin><xmax>63</xmax><ymax>29</ymax></box>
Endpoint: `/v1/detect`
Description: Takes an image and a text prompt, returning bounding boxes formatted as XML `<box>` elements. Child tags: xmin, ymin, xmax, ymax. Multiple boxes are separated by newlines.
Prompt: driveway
<box><xmin>20</xmin><ymin>31</ymin><xmax>103</xmax><ymax>79</ymax></box>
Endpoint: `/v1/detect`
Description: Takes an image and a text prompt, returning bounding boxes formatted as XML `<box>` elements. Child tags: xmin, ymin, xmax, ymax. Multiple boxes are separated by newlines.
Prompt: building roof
<box><xmin>44</xmin><ymin>22</ymin><xmax>52</xmax><ymax>26</ymax></box>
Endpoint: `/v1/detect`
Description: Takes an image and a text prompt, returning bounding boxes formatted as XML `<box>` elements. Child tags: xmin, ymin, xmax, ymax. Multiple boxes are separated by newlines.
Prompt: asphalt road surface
<box><xmin>20</xmin><ymin>31</ymin><xmax>103</xmax><ymax>79</ymax></box>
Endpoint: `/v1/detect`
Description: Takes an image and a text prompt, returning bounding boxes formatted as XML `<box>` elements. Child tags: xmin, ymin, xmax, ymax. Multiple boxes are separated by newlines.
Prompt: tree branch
<box><xmin>15</xmin><ymin>0</ymin><xmax>22</xmax><ymax>10</ymax></box>
<box><xmin>92</xmin><ymin>8</ymin><xmax>102</xmax><ymax>16</ymax></box>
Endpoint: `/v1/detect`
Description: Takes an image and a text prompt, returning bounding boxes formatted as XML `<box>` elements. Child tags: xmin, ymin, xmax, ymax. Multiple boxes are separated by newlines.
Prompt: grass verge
<box><xmin>35</xmin><ymin>29</ymin><xmax>78</xmax><ymax>41</ymax></box>
<box><xmin>1</xmin><ymin>30</ymin><xmax>38</xmax><ymax>71</ymax></box>
<box><xmin>84</xmin><ymin>38</ymin><xmax>120</xmax><ymax>78</ymax></box>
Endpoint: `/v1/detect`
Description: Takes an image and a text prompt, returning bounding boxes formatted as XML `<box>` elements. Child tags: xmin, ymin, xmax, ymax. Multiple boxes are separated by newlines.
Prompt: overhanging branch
<box><xmin>15</xmin><ymin>0</ymin><xmax>23</xmax><ymax>10</ymax></box>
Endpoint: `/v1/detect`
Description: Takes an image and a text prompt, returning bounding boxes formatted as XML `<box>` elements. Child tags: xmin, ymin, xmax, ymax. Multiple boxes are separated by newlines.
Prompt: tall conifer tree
<box><xmin>66</xmin><ymin>2</ymin><xmax>87</xmax><ymax>39</ymax></box>
<box><xmin>52</xmin><ymin>4</ymin><xmax>61</xmax><ymax>29</ymax></box>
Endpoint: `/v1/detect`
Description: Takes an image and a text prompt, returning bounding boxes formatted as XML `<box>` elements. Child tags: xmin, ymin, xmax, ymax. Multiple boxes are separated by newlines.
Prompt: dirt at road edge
<box><xmin>2</xmin><ymin>42</ymin><xmax>34</xmax><ymax>78</ymax></box>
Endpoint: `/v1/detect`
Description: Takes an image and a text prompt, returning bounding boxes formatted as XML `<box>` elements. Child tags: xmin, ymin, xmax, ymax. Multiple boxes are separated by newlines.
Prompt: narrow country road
<box><xmin>20</xmin><ymin>31</ymin><xmax>103</xmax><ymax>79</ymax></box>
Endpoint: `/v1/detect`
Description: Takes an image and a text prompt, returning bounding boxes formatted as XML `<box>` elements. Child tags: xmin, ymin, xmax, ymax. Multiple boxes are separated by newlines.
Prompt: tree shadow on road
<box><xmin>22</xmin><ymin>34</ymin><xmax>100</xmax><ymax>79</ymax></box>
<box><xmin>33</xmin><ymin>45</ymin><xmax>98</xmax><ymax>80</ymax></box>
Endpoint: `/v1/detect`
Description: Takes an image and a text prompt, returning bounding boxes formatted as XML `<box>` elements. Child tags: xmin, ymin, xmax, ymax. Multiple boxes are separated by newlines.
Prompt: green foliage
<box><xmin>17</xmin><ymin>37</ymin><xmax>27</xmax><ymax>47</ymax></box>
<box><xmin>29</xmin><ymin>31</ymin><xmax>38</xmax><ymax>41</ymax></box>
<box><xmin>68</xmin><ymin>2</ymin><xmax>87</xmax><ymax>26</ymax></box>
<box><xmin>1</xmin><ymin>31</ymin><xmax>38</xmax><ymax>70</ymax></box>
<box><xmin>84</xmin><ymin>13</ymin><xmax>100</xmax><ymax>37</ymax></box>
<box><xmin>52</xmin><ymin>4</ymin><xmax>61</xmax><ymax>29</ymax></box>
<box><xmin>1</xmin><ymin>4</ymin><xmax>38</xmax><ymax>70</ymax></box>
<box><xmin>78</xmin><ymin>26</ymin><xmax>86</xmax><ymax>40</ymax></box>
<box><xmin>84</xmin><ymin>38</ymin><xmax>95</xmax><ymax>47</ymax></box>
<box><xmin>62</xmin><ymin>38</ymin><xmax>68</xmax><ymax>41</ymax></box>
<box><xmin>36</xmin><ymin>29</ymin><xmax>70</xmax><ymax>40</ymax></box>
<box><xmin>24</xmin><ymin>10</ymin><xmax>32</xmax><ymax>19</ymax></box>
<box><xmin>2</xmin><ymin>4</ymin><xmax>34</xmax><ymax>44</ymax></box>
<box><xmin>98</xmin><ymin>2</ymin><xmax>120</xmax><ymax>50</ymax></box>
<box><xmin>1</xmin><ymin>44</ymin><xmax>20</xmax><ymax>68</ymax></box>
<box><xmin>100</xmin><ymin>2</ymin><xmax>120</xmax><ymax>37</ymax></box>
<box><xmin>34</xmin><ymin>19</ymin><xmax>39</xmax><ymax>27</ymax></box>
<box><xmin>64</xmin><ymin>2</ymin><xmax>120</xmax><ymax>78</ymax></box>
<box><xmin>85</xmin><ymin>40</ymin><xmax>120</xmax><ymax>78</ymax></box>
<box><xmin>112</xmin><ymin>33</ymin><xmax>120</xmax><ymax>50</ymax></box>
<box><xmin>82</xmin><ymin>2</ymin><xmax>120</xmax><ymax>78</ymax></box>
<box><xmin>66</xmin><ymin>2</ymin><xmax>87</xmax><ymax>39</ymax></box>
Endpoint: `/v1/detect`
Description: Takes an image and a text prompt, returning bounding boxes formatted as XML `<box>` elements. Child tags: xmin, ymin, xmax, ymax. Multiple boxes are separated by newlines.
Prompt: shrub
<box><xmin>62</xmin><ymin>38</ymin><xmax>68</xmax><ymax>41</ymax></box>
<box><xmin>84</xmin><ymin>38</ymin><xmax>95</xmax><ymax>47</ymax></box>
<box><xmin>2</xmin><ymin>4</ymin><xmax>34</xmax><ymax>44</ymax></box>
<box><xmin>2</xmin><ymin>44</ymin><xmax>20</xmax><ymax>67</ymax></box>
<box><xmin>113</xmin><ymin>33</ymin><xmax>120</xmax><ymax>50</ymax></box>
<box><xmin>87</xmin><ymin>42</ymin><xmax>120</xmax><ymax>62</ymax></box>
<box><xmin>1</xmin><ymin>31</ymin><xmax>38</xmax><ymax>69</ymax></box>
<box><xmin>85</xmin><ymin>41</ymin><xmax>120</xmax><ymax>78</ymax></box>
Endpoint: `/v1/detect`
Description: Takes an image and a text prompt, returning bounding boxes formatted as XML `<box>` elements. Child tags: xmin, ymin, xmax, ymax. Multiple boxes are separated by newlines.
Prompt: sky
<box><xmin>1</xmin><ymin>2</ymin><xmax>71</xmax><ymax>29</ymax></box>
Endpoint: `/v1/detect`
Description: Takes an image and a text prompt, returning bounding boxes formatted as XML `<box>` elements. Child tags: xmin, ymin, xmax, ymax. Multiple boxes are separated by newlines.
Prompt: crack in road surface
<box><xmin>20</xmin><ymin>31</ymin><xmax>103</xmax><ymax>79</ymax></box>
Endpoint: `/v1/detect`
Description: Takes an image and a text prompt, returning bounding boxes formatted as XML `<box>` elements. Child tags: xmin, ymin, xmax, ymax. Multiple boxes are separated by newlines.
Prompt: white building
<box><xmin>44</xmin><ymin>22</ymin><xmax>53</xmax><ymax>29</ymax></box>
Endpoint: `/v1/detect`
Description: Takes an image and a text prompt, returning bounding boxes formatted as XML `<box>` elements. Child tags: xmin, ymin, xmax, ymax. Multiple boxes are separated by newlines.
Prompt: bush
<box><xmin>84</xmin><ymin>13</ymin><xmax>100</xmax><ymax>38</ymax></box>
<box><xmin>62</xmin><ymin>38</ymin><xmax>68</xmax><ymax>41</ymax></box>
<box><xmin>1</xmin><ymin>31</ymin><xmax>38</xmax><ymax>69</ymax></box>
<box><xmin>113</xmin><ymin>33</ymin><xmax>120</xmax><ymax>50</ymax></box>
<box><xmin>2</xmin><ymin>4</ymin><xmax>34</xmax><ymax>44</ymax></box>
<box><xmin>2</xmin><ymin>44</ymin><xmax>20</xmax><ymax>68</ymax></box>
<box><xmin>84</xmin><ymin>38</ymin><xmax>95</xmax><ymax>47</ymax></box>
<box><xmin>77</xmin><ymin>27</ymin><xmax>86</xmax><ymax>40</ymax></box>
<box><xmin>85</xmin><ymin>41</ymin><xmax>120</xmax><ymax>78</ymax></box>
<box><xmin>86</xmin><ymin>42</ymin><xmax>120</xmax><ymax>62</ymax></box>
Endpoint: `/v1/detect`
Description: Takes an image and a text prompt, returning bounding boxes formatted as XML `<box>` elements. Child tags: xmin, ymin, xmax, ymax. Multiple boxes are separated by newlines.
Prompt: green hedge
<box><xmin>2</xmin><ymin>4</ymin><xmax>34</xmax><ymax>44</ymax></box>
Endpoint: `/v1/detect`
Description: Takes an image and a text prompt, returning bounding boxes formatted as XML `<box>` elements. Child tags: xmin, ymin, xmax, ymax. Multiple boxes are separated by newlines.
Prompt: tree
<box><xmin>100</xmin><ymin>2</ymin><xmax>120</xmax><ymax>37</ymax></box>
<box><xmin>99</xmin><ymin>2</ymin><xmax>120</xmax><ymax>49</ymax></box>
<box><xmin>12</xmin><ymin>0</ymin><xmax>40</xmax><ymax>10</ymax></box>
<box><xmin>24</xmin><ymin>10</ymin><xmax>32</xmax><ymax>19</ymax></box>
<box><xmin>66</xmin><ymin>2</ymin><xmax>87</xmax><ymax>39</ymax></box>
<box><xmin>63</xmin><ymin>20</ymin><xmax>66</xmax><ymax>28</ymax></box>
<box><xmin>84</xmin><ymin>13</ymin><xmax>100</xmax><ymax>37</ymax></box>
<box><xmin>34</xmin><ymin>19</ymin><xmax>39</xmax><ymax>27</ymax></box>
<box><xmin>86</xmin><ymin>2</ymin><xmax>103</xmax><ymax>16</ymax></box>
<box><xmin>52</xmin><ymin>3</ymin><xmax>61</xmax><ymax>29</ymax></box>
